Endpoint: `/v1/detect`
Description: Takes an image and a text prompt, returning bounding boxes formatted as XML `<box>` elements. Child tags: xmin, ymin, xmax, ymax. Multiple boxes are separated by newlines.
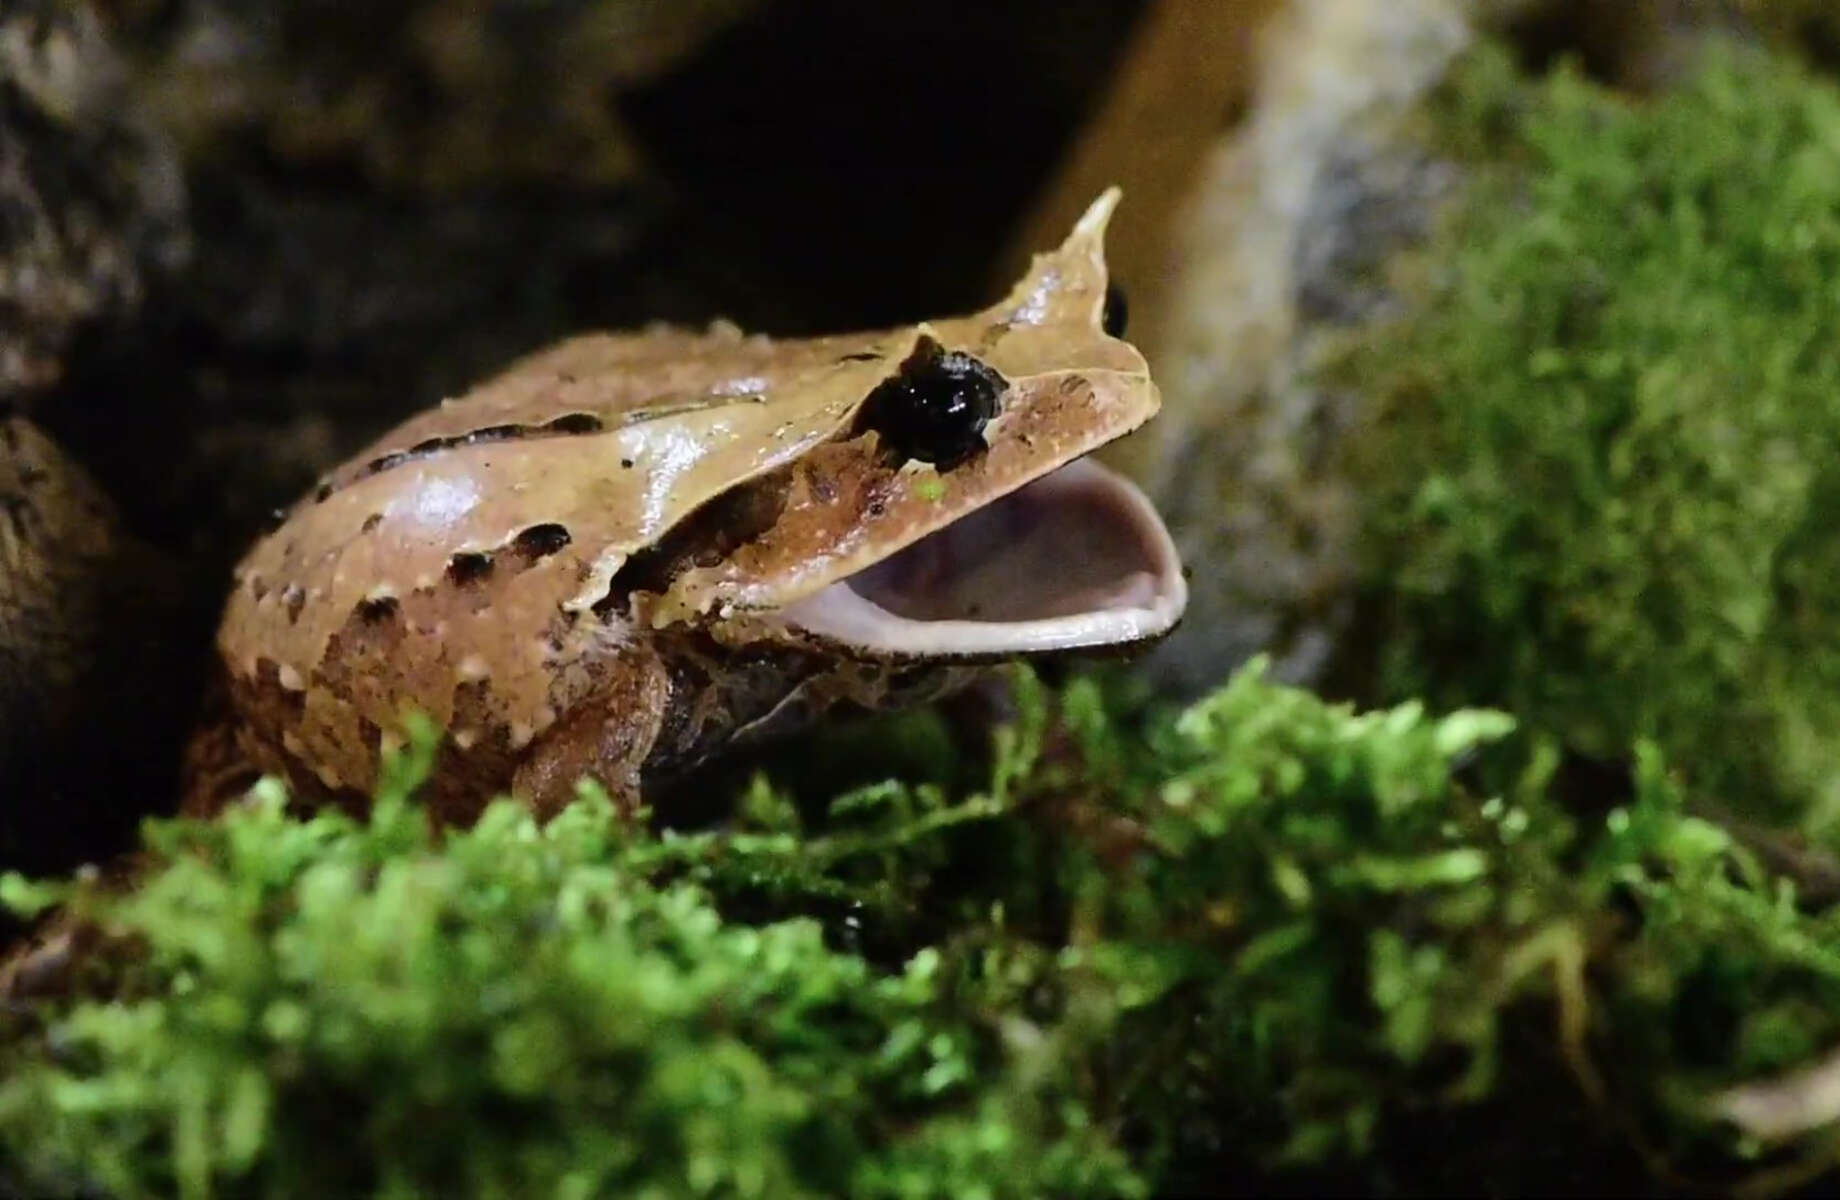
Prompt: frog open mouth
<box><xmin>779</xmin><ymin>458</ymin><xmax>1186</xmax><ymax>658</ymax></box>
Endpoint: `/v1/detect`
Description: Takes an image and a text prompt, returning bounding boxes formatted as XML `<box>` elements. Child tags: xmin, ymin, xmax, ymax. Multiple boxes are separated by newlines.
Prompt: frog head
<box><xmin>630</xmin><ymin>188</ymin><xmax>1187</xmax><ymax>663</ymax></box>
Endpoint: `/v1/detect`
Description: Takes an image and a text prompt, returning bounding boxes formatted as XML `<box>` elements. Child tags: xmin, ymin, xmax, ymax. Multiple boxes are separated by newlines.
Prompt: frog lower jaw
<box><xmin>777</xmin><ymin>458</ymin><xmax>1186</xmax><ymax>659</ymax></box>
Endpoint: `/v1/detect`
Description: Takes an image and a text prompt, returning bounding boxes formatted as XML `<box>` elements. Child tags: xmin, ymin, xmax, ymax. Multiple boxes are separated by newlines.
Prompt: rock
<box><xmin>0</xmin><ymin>0</ymin><xmax>187</xmax><ymax>399</ymax></box>
<box><xmin>1121</xmin><ymin>0</ymin><xmax>1490</xmax><ymax>696</ymax></box>
<box><xmin>0</xmin><ymin>413</ymin><xmax>118</xmax><ymax>765</ymax></box>
<box><xmin>0</xmin><ymin>412</ymin><xmax>192</xmax><ymax>874</ymax></box>
<box><xmin>98</xmin><ymin>0</ymin><xmax>761</xmax><ymax>191</ymax></box>
<box><xmin>0</xmin><ymin>2</ymin><xmax>196</xmax><ymax>872</ymax></box>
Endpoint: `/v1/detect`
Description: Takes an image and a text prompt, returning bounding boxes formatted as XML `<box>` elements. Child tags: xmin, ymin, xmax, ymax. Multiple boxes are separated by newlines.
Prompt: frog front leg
<box><xmin>509</xmin><ymin>651</ymin><xmax>671</xmax><ymax>820</ymax></box>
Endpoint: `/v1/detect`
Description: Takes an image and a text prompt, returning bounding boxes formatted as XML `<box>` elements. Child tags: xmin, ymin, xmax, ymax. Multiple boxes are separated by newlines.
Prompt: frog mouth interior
<box><xmin>779</xmin><ymin>458</ymin><xmax>1186</xmax><ymax>657</ymax></box>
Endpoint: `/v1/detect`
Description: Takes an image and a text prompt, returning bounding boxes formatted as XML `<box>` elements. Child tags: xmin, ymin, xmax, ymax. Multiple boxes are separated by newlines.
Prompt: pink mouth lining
<box><xmin>779</xmin><ymin>458</ymin><xmax>1186</xmax><ymax>658</ymax></box>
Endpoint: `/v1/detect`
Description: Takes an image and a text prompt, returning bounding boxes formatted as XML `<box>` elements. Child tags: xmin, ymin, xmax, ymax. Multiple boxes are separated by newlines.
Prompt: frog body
<box><xmin>195</xmin><ymin>191</ymin><xmax>1186</xmax><ymax>823</ymax></box>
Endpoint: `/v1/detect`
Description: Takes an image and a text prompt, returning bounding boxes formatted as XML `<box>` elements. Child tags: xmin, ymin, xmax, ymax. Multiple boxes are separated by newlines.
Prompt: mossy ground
<box><xmin>10</xmin><ymin>32</ymin><xmax>1840</xmax><ymax>1200</ymax></box>
<box><xmin>3</xmin><ymin>662</ymin><xmax>1836</xmax><ymax>1196</ymax></box>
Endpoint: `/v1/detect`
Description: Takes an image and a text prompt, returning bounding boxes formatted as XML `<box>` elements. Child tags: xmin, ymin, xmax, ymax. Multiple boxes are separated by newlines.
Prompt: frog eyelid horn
<box><xmin>998</xmin><ymin>184</ymin><xmax>1123</xmax><ymax>332</ymax></box>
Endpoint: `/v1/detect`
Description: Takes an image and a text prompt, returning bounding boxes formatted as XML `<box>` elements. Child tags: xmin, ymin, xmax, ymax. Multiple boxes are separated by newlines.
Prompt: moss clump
<box><xmin>1338</xmin><ymin>41</ymin><xmax>1840</xmax><ymax>831</ymax></box>
<box><xmin>8</xmin><ymin>664</ymin><xmax>1840</xmax><ymax>1194</ymax></box>
<box><xmin>0</xmin><ymin>723</ymin><xmax>1139</xmax><ymax>1200</ymax></box>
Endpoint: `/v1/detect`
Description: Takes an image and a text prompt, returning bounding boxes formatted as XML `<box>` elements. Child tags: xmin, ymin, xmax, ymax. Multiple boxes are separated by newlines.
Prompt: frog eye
<box><xmin>857</xmin><ymin>336</ymin><xmax>1007</xmax><ymax>471</ymax></box>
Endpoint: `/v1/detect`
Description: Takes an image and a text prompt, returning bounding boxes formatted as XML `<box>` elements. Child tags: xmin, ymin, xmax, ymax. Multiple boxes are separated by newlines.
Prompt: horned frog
<box><xmin>189</xmin><ymin>190</ymin><xmax>1186</xmax><ymax>825</ymax></box>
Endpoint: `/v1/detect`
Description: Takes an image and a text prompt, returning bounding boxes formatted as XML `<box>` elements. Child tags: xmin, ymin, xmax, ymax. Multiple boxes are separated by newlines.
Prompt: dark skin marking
<box><xmin>355</xmin><ymin>595</ymin><xmax>400</xmax><ymax>622</ymax></box>
<box><xmin>330</xmin><ymin>417</ymin><xmax>604</xmax><ymax>501</ymax></box>
<box><xmin>446</xmin><ymin>550</ymin><xmax>495</xmax><ymax>585</ymax></box>
<box><xmin>600</xmin><ymin>473</ymin><xmax>791</xmax><ymax>614</ymax></box>
<box><xmin>511</xmin><ymin>523</ymin><xmax>571</xmax><ymax>560</ymax></box>
<box><xmin>322</xmin><ymin>397</ymin><xmax>764</xmax><ymax>504</ymax></box>
<box><xmin>544</xmin><ymin>413</ymin><xmax>604</xmax><ymax>435</ymax></box>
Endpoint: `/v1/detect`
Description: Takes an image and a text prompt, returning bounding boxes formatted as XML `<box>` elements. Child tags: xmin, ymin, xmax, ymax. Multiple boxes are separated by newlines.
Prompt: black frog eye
<box><xmin>857</xmin><ymin>336</ymin><xmax>1008</xmax><ymax>471</ymax></box>
<box><xmin>1102</xmin><ymin>282</ymin><xmax>1129</xmax><ymax>338</ymax></box>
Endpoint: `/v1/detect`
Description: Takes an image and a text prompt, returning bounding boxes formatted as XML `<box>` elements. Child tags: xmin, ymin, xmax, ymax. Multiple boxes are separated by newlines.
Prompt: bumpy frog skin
<box><xmin>195</xmin><ymin>191</ymin><xmax>1186</xmax><ymax>824</ymax></box>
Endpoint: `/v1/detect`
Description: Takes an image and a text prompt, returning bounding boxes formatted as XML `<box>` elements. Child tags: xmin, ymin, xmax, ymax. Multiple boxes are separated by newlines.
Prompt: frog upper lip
<box><xmin>778</xmin><ymin>457</ymin><xmax>1186</xmax><ymax>657</ymax></box>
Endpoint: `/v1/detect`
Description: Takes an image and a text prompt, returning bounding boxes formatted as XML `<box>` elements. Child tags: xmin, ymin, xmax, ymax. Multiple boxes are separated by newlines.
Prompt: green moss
<box><xmin>0</xmin><ymin>744</ymin><xmax>1137</xmax><ymax>1199</ymax></box>
<box><xmin>9</xmin><ymin>662</ymin><xmax>1840</xmax><ymax>1194</ymax></box>
<box><xmin>1338</xmin><ymin>41</ymin><xmax>1840</xmax><ymax>831</ymax></box>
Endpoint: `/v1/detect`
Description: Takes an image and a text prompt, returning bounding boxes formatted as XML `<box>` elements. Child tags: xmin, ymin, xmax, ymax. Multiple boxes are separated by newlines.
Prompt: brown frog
<box><xmin>190</xmin><ymin>191</ymin><xmax>1186</xmax><ymax>824</ymax></box>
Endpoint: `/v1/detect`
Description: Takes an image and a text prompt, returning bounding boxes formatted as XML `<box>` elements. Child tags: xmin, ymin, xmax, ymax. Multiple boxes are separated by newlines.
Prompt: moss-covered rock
<box><xmin>1337</xmin><ymin>40</ymin><xmax>1840</xmax><ymax>832</ymax></box>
